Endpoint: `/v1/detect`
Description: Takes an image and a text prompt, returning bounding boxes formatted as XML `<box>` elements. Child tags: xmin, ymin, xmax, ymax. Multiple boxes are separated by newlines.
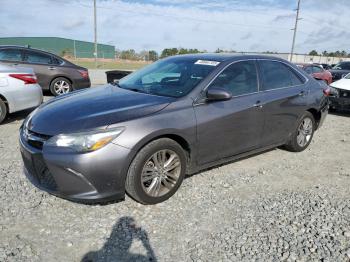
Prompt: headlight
<box><xmin>46</xmin><ymin>128</ymin><xmax>124</xmax><ymax>152</ymax></box>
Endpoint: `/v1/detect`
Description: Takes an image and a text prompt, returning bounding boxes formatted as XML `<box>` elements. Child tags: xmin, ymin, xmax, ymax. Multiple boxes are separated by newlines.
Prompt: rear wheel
<box><xmin>50</xmin><ymin>77</ymin><xmax>72</xmax><ymax>96</ymax></box>
<box><xmin>285</xmin><ymin>112</ymin><xmax>315</xmax><ymax>152</ymax></box>
<box><xmin>125</xmin><ymin>138</ymin><xmax>187</xmax><ymax>204</ymax></box>
<box><xmin>0</xmin><ymin>99</ymin><xmax>7</xmax><ymax>124</ymax></box>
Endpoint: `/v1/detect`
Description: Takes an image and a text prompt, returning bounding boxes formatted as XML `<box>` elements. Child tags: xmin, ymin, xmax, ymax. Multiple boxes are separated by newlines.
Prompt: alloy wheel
<box><xmin>296</xmin><ymin>117</ymin><xmax>313</xmax><ymax>147</ymax></box>
<box><xmin>141</xmin><ymin>149</ymin><xmax>181</xmax><ymax>197</ymax></box>
<box><xmin>53</xmin><ymin>80</ymin><xmax>70</xmax><ymax>95</ymax></box>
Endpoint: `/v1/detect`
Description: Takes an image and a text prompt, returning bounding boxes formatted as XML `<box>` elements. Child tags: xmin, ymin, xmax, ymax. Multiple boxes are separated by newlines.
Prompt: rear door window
<box><xmin>209</xmin><ymin>60</ymin><xmax>258</xmax><ymax>96</ymax></box>
<box><xmin>312</xmin><ymin>66</ymin><xmax>323</xmax><ymax>73</ymax></box>
<box><xmin>24</xmin><ymin>51</ymin><xmax>53</xmax><ymax>64</ymax></box>
<box><xmin>304</xmin><ymin>66</ymin><xmax>313</xmax><ymax>74</ymax></box>
<box><xmin>259</xmin><ymin>60</ymin><xmax>304</xmax><ymax>91</ymax></box>
<box><xmin>0</xmin><ymin>49</ymin><xmax>23</xmax><ymax>62</ymax></box>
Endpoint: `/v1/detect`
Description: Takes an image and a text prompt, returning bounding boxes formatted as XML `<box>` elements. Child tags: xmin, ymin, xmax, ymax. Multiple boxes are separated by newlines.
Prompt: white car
<box><xmin>0</xmin><ymin>64</ymin><xmax>43</xmax><ymax>123</ymax></box>
<box><xmin>329</xmin><ymin>73</ymin><xmax>350</xmax><ymax>111</ymax></box>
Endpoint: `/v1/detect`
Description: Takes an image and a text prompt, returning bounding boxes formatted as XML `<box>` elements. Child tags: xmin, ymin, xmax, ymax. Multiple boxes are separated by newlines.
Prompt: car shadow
<box><xmin>1</xmin><ymin>108</ymin><xmax>34</xmax><ymax>125</ymax></box>
<box><xmin>81</xmin><ymin>216</ymin><xmax>157</xmax><ymax>262</ymax></box>
<box><xmin>185</xmin><ymin>147</ymin><xmax>277</xmax><ymax>179</ymax></box>
<box><xmin>329</xmin><ymin>110</ymin><xmax>350</xmax><ymax>117</ymax></box>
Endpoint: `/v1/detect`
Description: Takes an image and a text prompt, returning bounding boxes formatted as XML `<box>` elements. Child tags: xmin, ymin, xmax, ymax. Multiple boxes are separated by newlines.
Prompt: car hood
<box><xmin>331</xmin><ymin>78</ymin><xmax>350</xmax><ymax>91</ymax></box>
<box><xmin>27</xmin><ymin>85</ymin><xmax>174</xmax><ymax>136</ymax></box>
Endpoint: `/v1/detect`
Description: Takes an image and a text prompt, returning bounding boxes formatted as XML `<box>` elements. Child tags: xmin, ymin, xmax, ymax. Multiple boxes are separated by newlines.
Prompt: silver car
<box><xmin>0</xmin><ymin>64</ymin><xmax>42</xmax><ymax>123</ymax></box>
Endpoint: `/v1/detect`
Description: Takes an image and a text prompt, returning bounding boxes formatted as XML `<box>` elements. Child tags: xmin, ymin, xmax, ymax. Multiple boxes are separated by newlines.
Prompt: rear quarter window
<box><xmin>259</xmin><ymin>60</ymin><xmax>304</xmax><ymax>91</ymax></box>
<box><xmin>24</xmin><ymin>51</ymin><xmax>53</xmax><ymax>64</ymax></box>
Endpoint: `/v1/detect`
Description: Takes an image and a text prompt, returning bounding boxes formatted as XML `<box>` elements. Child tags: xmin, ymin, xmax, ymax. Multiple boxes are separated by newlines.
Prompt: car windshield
<box><xmin>118</xmin><ymin>57</ymin><xmax>219</xmax><ymax>98</ymax></box>
<box><xmin>333</xmin><ymin>62</ymin><xmax>350</xmax><ymax>70</ymax></box>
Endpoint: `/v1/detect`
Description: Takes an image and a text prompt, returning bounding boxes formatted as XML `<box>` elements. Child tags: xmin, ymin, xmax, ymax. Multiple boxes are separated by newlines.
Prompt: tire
<box><xmin>0</xmin><ymin>99</ymin><xmax>7</xmax><ymax>124</ymax></box>
<box><xmin>285</xmin><ymin>112</ymin><xmax>315</xmax><ymax>152</ymax></box>
<box><xmin>50</xmin><ymin>77</ymin><xmax>72</xmax><ymax>96</ymax></box>
<box><xmin>125</xmin><ymin>138</ymin><xmax>187</xmax><ymax>204</ymax></box>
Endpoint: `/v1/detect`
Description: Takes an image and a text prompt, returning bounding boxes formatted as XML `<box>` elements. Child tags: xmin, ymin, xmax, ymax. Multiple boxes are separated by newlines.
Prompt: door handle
<box><xmin>13</xmin><ymin>63</ymin><xmax>18</xmax><ymax>66</ymax></box>
<box><xmin>253</xmin><ymin>100</ymin><xmax>263</xmax><ymax>108</ymax></box>
<box><xmin>48</xmin><ymin>66</ymin><xmax>56</xmax><ymax>70</ymax></box>
<box><xmin>298</xmin><ymin>90</ymin><xmax>307</xmax><ymax>96</ymax></box>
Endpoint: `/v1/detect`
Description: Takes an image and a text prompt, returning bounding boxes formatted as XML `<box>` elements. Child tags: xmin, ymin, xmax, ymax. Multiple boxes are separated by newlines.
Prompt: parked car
<box><xmin>329</xmin><ymin>73</ymin><xmax>350</xmax><ymax>111</ymax></box>
<box><xmin>20</xmin><ymin>54</ymin><xmax>329</xmax><ymax>205</ymax></box>
<box><xmin>106</xmin><ymin>70</ymin><xmax>132</xmax><ymax>84</ymax></box>
<box><xmin>0</xmin><ymin>45</ymin><xmax>90</xmax><ymax>96</ymax></box>
<box><xmin>296</xmin><ymin>63</ymin><xmax>332</xmax><ymax>85</ymax></box>
<box><xmin>314</xmin><ymin>63</ymin><xmax>332</xmax><ymax>70</ymax></box>
<box><xmin>0</xmin><ymin>64</ymin><xmax>42</xmax><ymax>124</ymax></box>
<box><xmin>329</xmin><ymin>61</ymin><xmax>350</xmax><ymax>81</ymax></box>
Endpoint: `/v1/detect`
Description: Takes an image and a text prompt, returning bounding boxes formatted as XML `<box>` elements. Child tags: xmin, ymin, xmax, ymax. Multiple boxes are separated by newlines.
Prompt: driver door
<box><xmin>194</xmin><ymin>60</ymin><xmax>265</xmax><ymax>165</ymax></box>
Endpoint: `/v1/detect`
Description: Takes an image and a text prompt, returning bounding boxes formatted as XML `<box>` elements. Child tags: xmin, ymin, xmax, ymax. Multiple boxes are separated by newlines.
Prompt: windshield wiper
<box><xmin>127</xmin><ymin>88</ymin><xmax>149</xmax><ymax>94</ymax></box>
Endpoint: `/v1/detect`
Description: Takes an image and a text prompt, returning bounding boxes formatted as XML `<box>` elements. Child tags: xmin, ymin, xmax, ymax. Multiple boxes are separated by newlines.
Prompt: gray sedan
<box><xmin>0</xmin><ymin>46</ymin><xmax>91</xmax><ymax>96</ymax></box>
<box><xmin>20</xmin><ymin>54</ymin><xmax>329</xmax><ymax>204</ymax></box>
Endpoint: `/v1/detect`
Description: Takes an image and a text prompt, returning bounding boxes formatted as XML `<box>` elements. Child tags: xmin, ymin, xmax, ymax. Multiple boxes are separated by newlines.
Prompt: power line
<box><xmin>290</xmin><ymin>0</ymin><xmax>301</xmax><ymax>62</ymax></box>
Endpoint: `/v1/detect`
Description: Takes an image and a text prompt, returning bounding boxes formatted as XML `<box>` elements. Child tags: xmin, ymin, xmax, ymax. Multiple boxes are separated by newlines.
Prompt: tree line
<box><xmin>308</xmin><ymin>50</ymin><xmax>350</xmax><ymax>58</ymax></box>
<box><xmin>115</xmin><ymin>48</ymin><xmax>204</xmax><ymax>61</ymax></box>
<box><xmin>115</xmin><ymin>48</ymin><xmax>350</xmax><ymax>61</ymax></box>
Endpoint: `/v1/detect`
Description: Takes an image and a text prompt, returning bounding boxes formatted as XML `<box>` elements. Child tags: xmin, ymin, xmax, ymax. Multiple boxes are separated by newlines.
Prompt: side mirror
<box><xmin>206</xmin><ymin>87</ymin><xmax>232</xmax><ymax>101</ymax></box>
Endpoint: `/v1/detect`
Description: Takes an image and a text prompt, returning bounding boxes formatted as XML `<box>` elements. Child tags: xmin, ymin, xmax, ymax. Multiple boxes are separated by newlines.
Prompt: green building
<box><xmin>0</xmin><ymin>37</ymin><xmax>115</xmax><ymax>59</ymax></box>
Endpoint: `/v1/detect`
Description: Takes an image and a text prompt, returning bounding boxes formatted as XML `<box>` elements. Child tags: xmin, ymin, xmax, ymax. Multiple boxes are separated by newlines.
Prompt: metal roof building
<box><xmin>0</xmin><ymin>37</ymin><xmax>115</xmax><ymax>59</ymax></box>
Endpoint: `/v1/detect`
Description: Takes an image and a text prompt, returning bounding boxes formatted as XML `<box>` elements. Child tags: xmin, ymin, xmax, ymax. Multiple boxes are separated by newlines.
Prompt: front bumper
<box><xmin>329</xmin><ymin>96</ymin><xmax>350</xmax><ymax>111</ymax></box>
<box><xmin>19</xmin><ymin>129</ymin><xmax>130</xmax><ymax>203</ymax></box>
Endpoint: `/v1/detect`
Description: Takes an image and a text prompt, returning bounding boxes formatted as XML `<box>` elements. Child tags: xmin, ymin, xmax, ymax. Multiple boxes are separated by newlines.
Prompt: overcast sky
<box><xmin>0</xmin><ymin>0</ymin><xmax>349</xmax><ymax>53</ymax></box>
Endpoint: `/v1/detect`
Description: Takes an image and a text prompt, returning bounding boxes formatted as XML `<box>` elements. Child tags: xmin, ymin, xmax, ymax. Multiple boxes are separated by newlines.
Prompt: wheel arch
<box><xmin>0</xmin><ymin>93</ymin><xmax>11</xmax><ymax>113</ymax></box>
<box><xmin>306</xmin><ymin>108</ymin><xmax>321</xmax><ymax>129</ymax></box>
<box><xmin>123</xmin><ymin>132</ymin><xmax>194</xmax><ymax>181</ymax></box>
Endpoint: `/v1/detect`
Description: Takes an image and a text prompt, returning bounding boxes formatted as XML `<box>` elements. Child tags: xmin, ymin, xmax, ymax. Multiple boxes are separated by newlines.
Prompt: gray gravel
<box><xmin>1</xmin><ymin>103</ymin><xmax>350</xmax><ymax>262</ymax></box>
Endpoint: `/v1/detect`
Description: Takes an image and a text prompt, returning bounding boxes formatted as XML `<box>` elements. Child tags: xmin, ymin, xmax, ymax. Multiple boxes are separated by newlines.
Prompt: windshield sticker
<box><xmin>195</xmin><ymin>60</ymin><xmax>220</xmax><ymax>66</ymax></box>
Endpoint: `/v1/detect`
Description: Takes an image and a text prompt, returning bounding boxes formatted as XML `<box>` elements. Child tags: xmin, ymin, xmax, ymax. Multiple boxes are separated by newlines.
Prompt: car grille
<box><xmin>22</xmin><ymin>153</ymin><xmax>58</xmax><ymax>191</ymax></box>
<box><xmin>25</xmin><ymin>129</ymin><xmax>51</xmax><ymax>150</ymax></box>
<box><xmin>21</xmin><ymin>129</ymin><xmax>57</xmax><ymax>190</ymax></box>
<box><xmin>338</xmin><ymin>88</ymin><xmax>350</xmax><ymax>98</ymax></box>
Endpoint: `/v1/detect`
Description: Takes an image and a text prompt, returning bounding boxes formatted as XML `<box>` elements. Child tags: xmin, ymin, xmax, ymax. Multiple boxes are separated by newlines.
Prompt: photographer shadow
<box><xmin>82</xmin><ymin>216</ymin><xmax>157</xmax><ymax>262</ymax></box>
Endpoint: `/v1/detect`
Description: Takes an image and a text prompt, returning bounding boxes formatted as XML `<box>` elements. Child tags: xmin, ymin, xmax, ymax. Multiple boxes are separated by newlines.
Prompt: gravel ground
<box><xmin>0</xmin><ymin>100</ymin><xmax>350</xmax><ymax>262</ymax></box>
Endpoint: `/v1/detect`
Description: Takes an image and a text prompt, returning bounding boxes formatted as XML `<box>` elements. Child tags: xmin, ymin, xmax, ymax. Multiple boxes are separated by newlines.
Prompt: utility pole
<box><xmin>94</xmin><ymin>0</ymin><xmax>98</xmax><ymax>68</ymax></box>
<box><xmin>290</xmin><ymin>0</ymin><xmax>301</xmax><ymax>62</ymax></box>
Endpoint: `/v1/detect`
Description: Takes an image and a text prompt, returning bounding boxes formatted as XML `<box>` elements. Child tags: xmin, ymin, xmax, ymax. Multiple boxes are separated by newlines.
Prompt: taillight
<box><xmin>9</xmin><ymin>74</ymin><xmax>37</xmax><ymax>84</ymax></box>
<box><xmin>78</xmin><ymin>70</ymin><xmax>89</xmax><ymax>79</ymax></box>
<box><xmin>323</xmin><ymin>87</ymin><xmax>331</xmax><ymax>96</ymax></box>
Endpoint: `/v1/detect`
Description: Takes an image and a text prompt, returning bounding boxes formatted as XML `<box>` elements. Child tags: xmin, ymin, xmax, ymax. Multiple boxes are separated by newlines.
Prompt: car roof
<box><xmin>0</xmin><ymin>45</ymin><xmax>59</xmax><ymax>57</ymax></box>
<box><xmin>295</xmin><ymin>63</ymin><xmax>321</xmax><ymax>67</ymax></box>
<box><xmin>167</xmin><ymin>53</ymin><xmax>288</xmax><ymax>63</ymax></box>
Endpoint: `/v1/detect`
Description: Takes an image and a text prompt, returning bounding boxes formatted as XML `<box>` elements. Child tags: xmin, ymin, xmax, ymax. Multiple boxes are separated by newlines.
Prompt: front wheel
<box><xmin>125</xmin><ymin>138</ymin><xmax>187</xmax><ymax>204</ymax></box>
<box><xmin>50</xmin><ymin>77</ymin><xmax>72</xmax><ymax>96</ymax></box>
<box><xmin>0</xmin><ymin>99</ymin><xmax>7</xmax><ymax>124</ymax></box>
<box><xmin>285</xmin><ymin>112</ymin><xmax>315</xmax><ymax>152</ymax></box>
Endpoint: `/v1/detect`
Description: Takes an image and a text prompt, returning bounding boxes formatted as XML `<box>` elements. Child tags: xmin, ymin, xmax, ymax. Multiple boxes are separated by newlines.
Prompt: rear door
<box><xmin>194</xmin><ymin>60</ymin><xmax>265</xmax><ymax>164</ymax></box>
<box><xmin>257</xmin><ymin>60</ymin><xmax>308</xmax><ymax>146</ymax></box>
<box><xmin>21</xmin><ymin>50</ymin><xmax>57</xmax><ymax>89</ymax></box>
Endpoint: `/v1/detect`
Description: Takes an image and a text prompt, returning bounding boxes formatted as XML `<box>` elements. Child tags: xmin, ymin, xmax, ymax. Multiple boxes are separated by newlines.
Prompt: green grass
<box><xmin>68</xmin><ymin>60</ymin><xmax>149</xmax><ymax>70</ymax></box>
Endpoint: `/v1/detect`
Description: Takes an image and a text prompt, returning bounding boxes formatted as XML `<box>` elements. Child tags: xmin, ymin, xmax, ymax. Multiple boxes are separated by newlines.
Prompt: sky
<box><xmin>0</xmin><ymin>0</ymin><xmax>349</xmax><ymax>54</ymax></box>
